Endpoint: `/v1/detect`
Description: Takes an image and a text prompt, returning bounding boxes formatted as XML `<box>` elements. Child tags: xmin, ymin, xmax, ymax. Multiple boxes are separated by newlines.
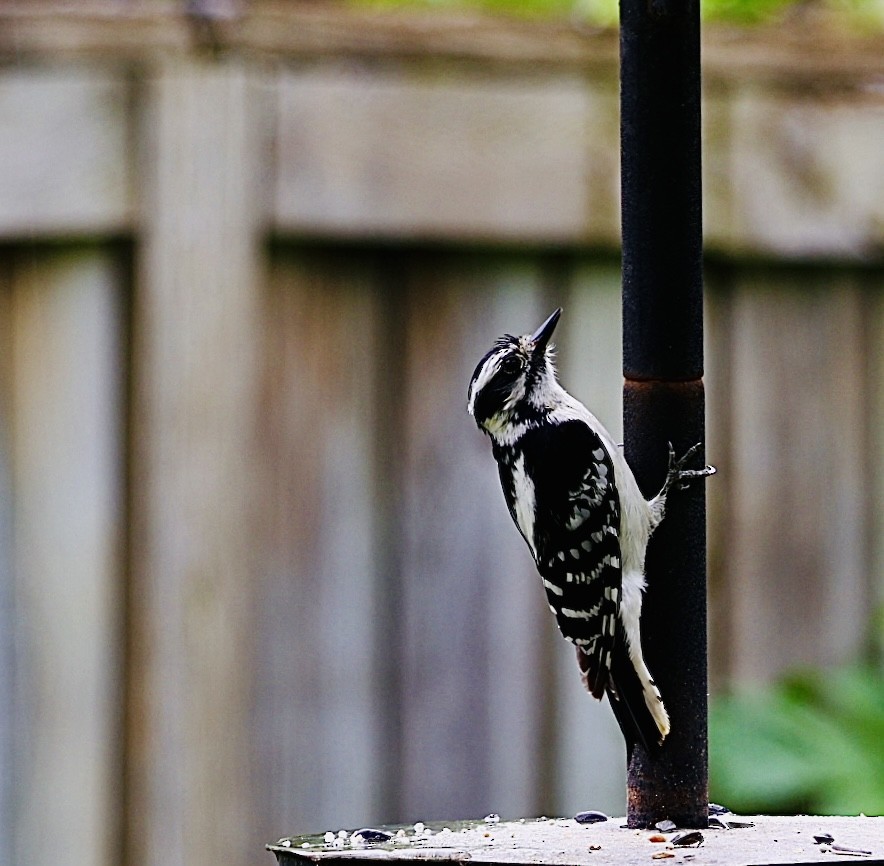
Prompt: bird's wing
<box><xmin>521</xmin><ymin>420</ymin><xmax>622</xmax><ymax>699</ymax></box>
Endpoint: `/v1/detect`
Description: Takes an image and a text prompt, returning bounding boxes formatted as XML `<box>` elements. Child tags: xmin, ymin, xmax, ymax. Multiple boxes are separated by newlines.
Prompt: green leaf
<box><xmin>710</xmin><ymin>665</ymin><xmax>884</xmax><ymax>815</ymax></box>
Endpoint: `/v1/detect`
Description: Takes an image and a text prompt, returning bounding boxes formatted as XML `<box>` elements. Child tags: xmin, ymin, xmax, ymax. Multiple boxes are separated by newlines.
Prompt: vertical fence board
<box><xmin>553</xmin><ymin>262</ymin><xmax>627</xmax><ymax>817</ymax></box>
<box><xmin>470</xmin><ymin>268</ymin><xmax>554</xmax><ymax>819</ymax></box>
<box><xmin>9</xmin><ymin>248</ymin><xmax>123</xmax><ymax>866</ymax></box>
<box><xmin>254</xmin><ymin>250</ymin><xmax>385</xmax><ymax>837</ymax></box>
<box><xmin>725</xmin><ymin>275</ymin><xmax>868</xmax><ymax>684</ymax></box>
<box><xmin>398</xmin><ymin>256</ymin><xmax>549</xmax><ymax>821</ymax></box>
<box><xmin>130</xmin><ymin>61</ymin><xmax>262</xmax><ymax>866</ymax></box>
<box><xmin>701</xmin><ymin>87</ymin><xmax>735</xmax><ymax>255</ymax></box>
<box><xmin>869</xmin><ymin>283</ymin><xmax>884</xmax><ymax>663</ymax></box>
<box><xmin>703</xmin><ymin>274</ymin><xmax>735</xmax><ymax>691</ymax></box>
<box><xmin>0</xmin><ymin>258</ymin><xmax>15</xmax><ymax>862</ymax></box>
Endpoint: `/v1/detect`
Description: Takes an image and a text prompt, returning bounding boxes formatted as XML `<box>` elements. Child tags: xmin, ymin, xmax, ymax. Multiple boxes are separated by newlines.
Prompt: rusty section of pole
<box><xmin>623</xmin><ymin>382</ymin><xmax>708</xmax><ymax>828</ymax></box>
<box><xmin>619</xmin><ymin>0</ymin><xmax>708</xmax><ymax>830</ymax></box>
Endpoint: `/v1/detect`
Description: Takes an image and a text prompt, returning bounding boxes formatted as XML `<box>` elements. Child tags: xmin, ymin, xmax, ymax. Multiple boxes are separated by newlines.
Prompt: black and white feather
<box><xmin>467</xmin><ymin>308</ymin><xmax>714</xmax><ymax>755</ymax></box>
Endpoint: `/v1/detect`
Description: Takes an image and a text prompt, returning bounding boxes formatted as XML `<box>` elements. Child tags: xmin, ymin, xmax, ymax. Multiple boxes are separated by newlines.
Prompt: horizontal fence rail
<box><xmin>0</xmin><ymin>3</ymin><xmax>881</xmax><ymax>256</ymax></box>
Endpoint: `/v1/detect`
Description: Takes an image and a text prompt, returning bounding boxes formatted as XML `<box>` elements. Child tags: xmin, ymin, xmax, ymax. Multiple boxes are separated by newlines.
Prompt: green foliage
<box><xmin>700</xmin><ymin>0</ymin><xmax>798</xmax><ymax>23</ymax></box>
<box><xmin>352</xmin><ymin>0</ymin><xmax>884</xmax><ymax>28</ymax></box>
<box><xmin>709</xmin><ymin>665</ymin><xmax>884</xmax><ymax>815</ymax></box>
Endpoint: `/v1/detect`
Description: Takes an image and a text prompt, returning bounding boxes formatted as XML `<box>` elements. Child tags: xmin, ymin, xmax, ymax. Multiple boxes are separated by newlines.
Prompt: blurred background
<box><xmin>0</xmin><ymin>1</ymin><xmax>882</xmax><ymax>865</ymax></box>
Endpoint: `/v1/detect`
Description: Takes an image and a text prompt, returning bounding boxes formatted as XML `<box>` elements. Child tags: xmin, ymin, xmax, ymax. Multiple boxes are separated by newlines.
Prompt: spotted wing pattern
<box><xmin>513</xmin><ymin>420</ymin><xmax>622</xmax><ymax>699</ymax></box>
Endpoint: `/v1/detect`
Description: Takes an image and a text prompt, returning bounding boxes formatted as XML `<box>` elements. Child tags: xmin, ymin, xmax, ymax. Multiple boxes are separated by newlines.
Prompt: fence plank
<box><xmin>273</xmin><ymin>67</ymin><xmax>613</xmax><ymax>244</ymax></box>
<box><xmin>0</xmin><ymin>257</ymin><xmax>15</xmax><ymax>862</ymax></box>
<box><xmin>720</xmin><ymin>86</ymin><xmax>884</xmax><ymax>259</ymax></box>
<box><xmin>552</xmin><ymin>262</ymin><xmax>628</xmax><ymax>817</ymax></box>
<box><xmin>0</xmin><ymin>29</ymin><xmax>879</xmax><ymax>259</ymax></box>
<box><xmin>703</xmin><ymin>274</ymin><xmax>736</xmax><ymax>691</ymax></box>
<box><xmin>129</xmin><ymin>60</ymin><xmax>262</xmax><ymax>866</ymax></box>
<box><xmin>8</xmin><ymin>247</ymin><xmax>123</xmax><ymax>866</ymax></box>
<box><xmin>870</xmin><ymin>285</ymin><xmax>884</xmax><ymax>665</ymax></box>
<box><xmin>397</xmin><ymin>255</ymin><xmax>550</xmax><ymax>821</ymax></box>
<box><xmin>723</xmin><ymin>274</ymin><xmax>869</xmax><ymax>684</ymax></box>
<box><xmin>0</xmin><ymin>69</ymin><xmax>131</xmax><ymax>238</ymax></box>
<box><xmin>253</xmin><ymin>249</ymin><xmax>386</xmax><ymax>837</ymax></box>
<box><xmin>2</xmin><ymin>3</ymin><xmax>881</xmax><ymax>80</ymax></box>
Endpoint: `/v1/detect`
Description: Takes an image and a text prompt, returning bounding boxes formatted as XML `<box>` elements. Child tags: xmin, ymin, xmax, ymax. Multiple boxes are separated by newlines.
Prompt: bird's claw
<box><xmin>666</xmin><ymin>441</ymin><xmax>716</xmax><ymax>491</ymax></box>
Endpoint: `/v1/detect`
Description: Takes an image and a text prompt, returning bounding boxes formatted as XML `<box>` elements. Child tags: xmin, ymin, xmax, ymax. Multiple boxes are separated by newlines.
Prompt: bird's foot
<box><xmin>665</xmin><ymin>441</ymin><xmax>717</xmax><ymax>492</ymax></box>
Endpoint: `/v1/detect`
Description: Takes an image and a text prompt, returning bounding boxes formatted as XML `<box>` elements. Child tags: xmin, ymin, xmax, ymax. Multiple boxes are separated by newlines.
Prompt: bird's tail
<box><xmin>583</xmin><ymin>626</ymin><xmax>668</xmax><ymax>758</ymax></box>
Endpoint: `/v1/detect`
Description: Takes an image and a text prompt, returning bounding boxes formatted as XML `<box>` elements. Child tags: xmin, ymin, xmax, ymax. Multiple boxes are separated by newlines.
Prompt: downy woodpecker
<box><xmin>467</xmin><ymin>307</ymin><xmax>714</xmax><ymax>755</ymax></box>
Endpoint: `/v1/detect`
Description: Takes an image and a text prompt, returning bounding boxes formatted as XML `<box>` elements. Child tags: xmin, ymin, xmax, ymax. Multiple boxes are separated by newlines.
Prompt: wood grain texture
<box><xmin>0</xmin><ymin>4</ymin><xmax>880</xmax><ymax>854</ymax></box>
<box><xmin>0</xmin><ymin>256</ymin><xmax>15</xmax><ymax>863</ymax></box>
<box><xmin>553</xmin><ymin>263</ymin><xmax>628</xmax><ymax>818</ymax></box>
<box><xmin>2</xmin><ymin>2</ymin><xmax>882</xmax><ymax>82</ymax></box>
<box><xmin>129</xmin><ymin>60</ymin><xmax>262</xmax><ymax>866</ymax></box>
<box><xmin>703</xmin><ymin>273</ymin><xmax>736</xmax><ymax>692</ymax></box>
<box><xmin>273</xmin><ymin>67</ymin><xmax>605</xmax><ymax>244</ymax></box>
<box><xmin>253</xmin><ymin>250</ymin><xmax>386</xmax><ymax>838</ymax></box>
<box><xmin>869</xmin><ymin>284</ymin><xmax>884</xmax><ymax>665</ymax></box>
<box><xmin>0</xmin><ymin>14</ymin><xmax>879</xmax><ymax>256</ymax></box>
<box><xmin>723</xmin><ymin>86</ymin><xmax>884</xmax><ymax>259</ymax></box>
<box><xmin>9</xmin><ymin>247</ymin><xmax>123</xmax><ymax>866</ymax></box>
<box><xmin>398</xmin><ymin>255</ymin><xmax>550</xmax><ymax>821</ymax></box>
<box><xmin>723</xmin><ymin>274</ymin><xmax>868</xmax><ymax>684</ymax></box>
<box><xmin>0</xmin><ymin>69</ymin><xmax>131</xmax><ymax>237</ymax></box>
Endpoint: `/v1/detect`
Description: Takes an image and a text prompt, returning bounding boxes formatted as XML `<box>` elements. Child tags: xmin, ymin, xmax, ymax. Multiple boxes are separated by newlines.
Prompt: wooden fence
<box><xmin>0</xmin><ymin>3</ymin><xmax>882</xmax><ymax>866</ymax></box>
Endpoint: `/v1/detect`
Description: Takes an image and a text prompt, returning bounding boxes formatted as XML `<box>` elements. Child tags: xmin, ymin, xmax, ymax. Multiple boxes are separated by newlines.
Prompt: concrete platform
<box><xmin>268</xmin><ymin>815</ymin><xmax>883</xmax><ymax>866</ymax></box>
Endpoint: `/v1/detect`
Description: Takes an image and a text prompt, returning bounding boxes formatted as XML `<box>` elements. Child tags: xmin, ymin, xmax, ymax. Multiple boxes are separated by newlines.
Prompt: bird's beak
<box><xmin>531</xmin><ymin>307</ymin><xmax>562</xmax><ymax>352</ymax></box>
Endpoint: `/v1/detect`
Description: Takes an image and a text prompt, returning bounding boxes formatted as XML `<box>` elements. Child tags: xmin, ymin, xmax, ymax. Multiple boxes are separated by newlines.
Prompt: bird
<box><xmin>467</xmin><ymin>307</ymin><xmax>715</xmax><ymax>756</ymax></box>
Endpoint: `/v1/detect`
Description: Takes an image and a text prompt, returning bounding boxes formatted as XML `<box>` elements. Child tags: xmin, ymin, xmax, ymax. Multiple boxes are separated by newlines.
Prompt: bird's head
<box><xmin>467</xmin><ymin>307</ymin><xmax>563</xmax><ymax>438</ymax></box>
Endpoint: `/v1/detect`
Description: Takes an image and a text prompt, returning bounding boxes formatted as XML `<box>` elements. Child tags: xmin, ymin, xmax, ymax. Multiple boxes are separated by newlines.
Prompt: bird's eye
<box><xmin>500</xmin><ymin>356</ymin><xmax>522</xmax><ymax>376</ymax></box>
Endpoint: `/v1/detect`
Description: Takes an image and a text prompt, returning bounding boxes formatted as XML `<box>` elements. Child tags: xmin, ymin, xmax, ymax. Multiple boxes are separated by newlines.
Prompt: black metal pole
<box><xmin>619</xmin><ymin>0</ymin><xmax>708</xmax><ymax>829</ymax></box>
